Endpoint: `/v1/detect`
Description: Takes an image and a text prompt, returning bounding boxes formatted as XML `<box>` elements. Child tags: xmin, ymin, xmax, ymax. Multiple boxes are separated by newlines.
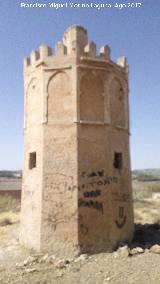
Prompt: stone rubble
<box><xmin>150</xmin><ymin>245</ymin><xmax>160</xmax><ymax>254</ymax></box>
<box><xmin>74</xmin><ymin>254</ymin><xmax>88</xmax><ymax>262</ymax></box>
<box><xmin>129</xmin><ymin>247</ymin><xmax>144</xmax><ymax>256</ymax></box>
<box><xmin>103</xmin><ymin>277</ymin><xmax>111</xmax><ymax>283</ymax></box>
<box><xmin>16</xmin><ymin>253</ymin><xmax>77</xmax><ymax>270</ymax></box>
<box><xmin>114</xmin><ymin>246</ymin><xmax>129</xmax><ymax>258</ymax></box>
<box><xmin>23</xmin><ymin>255</ymin><xmax>38</xmax><ymax>266</ymax></box>
<box><xmin>25</xmin><ymin>268</ymin><xmax>38</xmax><ymax>273</ymax></box>
<box><xmin>55</xmin><ymin>259</ymin><xmax>70</xmax><ymax>269</ymax></box>
<box><xmin>15</xmin><ymin>244</ymin><xmax>160</xmax><ymax>271</ymax></box>
<box><xmin>39</xmin><ymin>254</ymin><xmax>49</xmax><ymax>263</ymax></box>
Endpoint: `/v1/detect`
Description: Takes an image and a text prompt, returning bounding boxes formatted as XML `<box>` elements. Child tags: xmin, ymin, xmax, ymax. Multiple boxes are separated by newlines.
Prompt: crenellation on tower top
<box><xmin>23</xmin><ymin>25</ymin><xmax>129</xmax><ymax>70</ymax></box>
<box><xmin>24</xmin><ymin>45</ymin><xmax>53</xmax><ymax>69</ymax></box>
<box><xmin>55</xmin><ymin>41</ymin><xmax>67</xmax><ymax>56</ymax></box>
<box><xmin>84</xmin><ymin>41</ymin><xmax>96</xmax><ymax>58</ymax></box>
<box><xmin>24</xmin><ymin>57</ymin><xmax>31</xmax><ymax>68</ymax></box>
<box><xmin>117</xmin><ymin>56</ymin><xmax>127</xmax><ymax>68</ymax></box>
<box><xmin>30</xmin><ymin>50</ymin><xmax>40</xmax><ymax>63</ymax></box>
<box><xmin>39</xmin><ymin>44</ymin><xmax>52</xmax><ymax>59</ymax></box>
<box><xmin>99</xmin><ymin>45</ymin><xmax>110</xmax><ymax>61</ymax></box>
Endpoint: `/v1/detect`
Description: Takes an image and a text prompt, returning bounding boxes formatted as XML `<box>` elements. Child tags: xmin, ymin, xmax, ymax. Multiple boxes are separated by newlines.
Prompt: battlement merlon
<box><xmin>23</xmin><ymin>25</ymin><xmax>128</xmax><ymax>71</ymax></box>
<box><xmin>117</xmin><ymin>56</ymin><xmax>129</xmax><ymax>74</ymax></box>
<box><xmin>23</xmin><ymin>45</ymin><xmax>52</xmax><ymax>68</ymax></box>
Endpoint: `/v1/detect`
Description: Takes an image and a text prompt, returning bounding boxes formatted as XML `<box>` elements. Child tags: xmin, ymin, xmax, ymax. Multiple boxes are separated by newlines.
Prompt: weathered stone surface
<box><xmin>114</xmin><ymin>246</ymin><xmax>129</xmax><ymax>258</ymax></box>
<box><xmin>55</xmin><ymin>259</ymin><xmax>69</xmax><ymax>269</ymax></box>
<box><xmin>39</xmin><ymin>254</ymin><xmax>49</xmax><ymax>263</ymax></box>
<box><xmin>16</xmin><ymin>262</ymin><xmax>25</xmax><ymax>269</ymax></box>
<box><xmin>45</xmin><ymin>255</ymin><xmax>56</xmax><ymax>264</ymax></box>
<box><xmin>130</xmin><ymin>247</ymin><xmax>144</xmax><ymax>256</ymax></box>
<box><xmin>150</xmin><ymin>245</ymin><xmax>160</xmax><ymax>254</ymax></box>
<box><xmin>25</xmin><ymin>268</ymin><xmax>38</xmax><ymax>273</ymax></box>
<box><xmin>74</xmin><ymin>254</ymin><xmax>88</xmax><ymax>262</ymax></box>
<box><xmin>23</xmin><ymin>255</ymin><xmax>38</xmax><ymax>266</ymax></box>
<box><xmin>20</xmin><ymin>25</ymin><xmax>134</xmax><ymax>256</ymax></box>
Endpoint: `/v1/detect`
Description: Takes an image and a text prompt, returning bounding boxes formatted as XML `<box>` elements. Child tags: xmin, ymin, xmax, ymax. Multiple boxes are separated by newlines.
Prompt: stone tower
<box><xmin>20</xmin><ymin>25</ymin><xmax>134</xmax><ymax>256</ymax></box>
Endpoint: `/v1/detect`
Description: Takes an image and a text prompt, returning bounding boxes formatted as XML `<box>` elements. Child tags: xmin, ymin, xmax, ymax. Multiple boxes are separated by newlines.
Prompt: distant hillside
<box><xmin>0</xmin><ymin>169</ymin><xmax>160</xmax><ymax>181</ymax></box>
<box><xmin>132</xmin><ymin>169</ymin><xmax>160</xmax><ymax>181</ymax></box>
<box><xmin>0</xmin><ymin>171</ymin><xmax>22</xmax><ymax>179</ymax></box>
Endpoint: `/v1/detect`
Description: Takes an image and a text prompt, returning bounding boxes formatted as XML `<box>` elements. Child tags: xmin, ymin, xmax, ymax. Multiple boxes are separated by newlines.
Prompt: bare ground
<box><xmin>0</xmin><ymin>223</ymin><xmax>160</xmax><ymax>284</ymax></box>
<box><xmin>0</xmin><ymin>180</ymin><xmax>160</xmax><ymax>284</ymax></box>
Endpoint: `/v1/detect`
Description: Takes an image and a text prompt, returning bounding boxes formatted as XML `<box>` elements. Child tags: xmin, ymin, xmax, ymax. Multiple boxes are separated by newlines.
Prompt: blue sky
<box><xmin>0</xmin><ymin>0</ymin><xmax>159</xmax><ymax>170</ymax></box>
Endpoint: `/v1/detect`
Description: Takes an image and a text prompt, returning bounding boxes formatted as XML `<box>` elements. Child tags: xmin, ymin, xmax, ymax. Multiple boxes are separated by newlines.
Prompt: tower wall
<box><xmin>20</xmin><ymin>25</ymin><xmax>134</xmax><ymax>255</ymax></box>
<box><xmin>77</xmin><ymin>63</ymin><xmax>133</xmax><ymax>252</ymax></box>
<box><xmin>20</xmin><ymin>69</ymin><xmax>44</xmax><ymax>250</ymax></box>
<box><xmin>40</xmin><ymin>69</ymin><xmax>79</xmax><ymax>254</ymax></box>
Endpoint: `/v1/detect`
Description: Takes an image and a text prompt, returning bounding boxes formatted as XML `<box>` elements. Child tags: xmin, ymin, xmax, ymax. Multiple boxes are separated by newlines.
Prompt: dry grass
<box><xmin>0</xmin><ymin>180</ymin><xmax>159</xmax><ymax>227</ymax></box>
<box><xmin>150</xmin><ymin>184</ymin><xmax>160</xmax><ymax>193</ymax></box>
<box><xmin>133</xmin><ymin>180</ymin><xmax>160</xmax><ymax>224</ymax></box>
<box><xmin>0</xmin><ymin>195</ymin><xmax>20</xmax><ymax>213</ymax></box>
<box><xmin>0</xmin><ymin>211</ymin><xmax>20</xmax><ymax>226</ymax></box>
<box><xmin>0</xmin><ymin>196</ymin><xmax>20</xmax><ymax>226</ymax></box>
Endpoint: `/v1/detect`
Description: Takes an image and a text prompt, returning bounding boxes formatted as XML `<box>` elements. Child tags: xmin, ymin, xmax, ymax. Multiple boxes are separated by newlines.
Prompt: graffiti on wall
<box><xmin>80</xmin><ymin>170</ymin><xmax>118</xmax><ymax>194</ymax></box>
<box><xmin>43</xmin><ymin>173</ymin><xmax>77</xmax><ymax>202</ymax></box>
<box><xmin>80</xmin><ymin>170</ymin><xmax>118</xmax><ymax>190</ymax></box>
<box><xmin>78</xmin><ymin>170</ymin><xmax>118</xmax><ymax>215</ymax></box>
<box><xmin>78</xmin><ymin>198</ymin><xmax>104</xmax><ymax>215</ymax></box>
<box><xmin>112</xmin><ymin>192</ymin><xmax>131</xmax><ymax>229</ymax></box>
<box><xmin>43</xmin><ymin>170</ymin><xmax>119</xmax><ymax>201</ymax></box>
<box><xmin>115</xmin><ymin>206</ymin><xmax>127</xmax><ymax>229</ymax></box>
<box><xmin>42</xmin><ymin>173</ymin><xmax>78</xmax><ymax>231</ymax></box>
<box><xmin>43</xmin><ymin>170</ymin><xmax>129</xmax><ymax>227</ymax></box>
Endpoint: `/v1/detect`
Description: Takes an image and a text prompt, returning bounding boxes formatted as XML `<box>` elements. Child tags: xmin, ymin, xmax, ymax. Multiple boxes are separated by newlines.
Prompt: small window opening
<box><xmin>29</xmin><ymin>152</ymin><xmax>36</xmax><ymax>169</ymax></box>
<box><xmin>72</xmin><ymin>40</ymin><xmax>77</xmax><ymax>51</ymax></box>
<box><xmin>114</xmin><ymin>152</ymin><xmax>123</xmax><ymax>169</ymax></box>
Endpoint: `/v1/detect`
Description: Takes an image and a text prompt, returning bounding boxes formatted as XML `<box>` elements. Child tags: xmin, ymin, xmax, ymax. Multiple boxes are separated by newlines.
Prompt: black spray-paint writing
<box><xmin>115</xmin><ymin>206</ymin><xmax>127</xmax><ymax>229</ymax></box>
<box><xmin>82</xmin><ymin>170</ymin><xmax>104</xmax><ymax>178</ymax></box>
<box><xmin>81</xmin><ymin>170</ymin><xmax>117</xmax><ymax>181</ymax></box>
<box><xmin>78</xmin><ymin>198</ymin><xmax>103</xmax><ymax>215</ymax></box>
<box><xmin>84</xmin><ymin>189</ymin><xmax>101</xmax><ymax>198</ymax></box>
<box><xmin>80</xmin><ymin>170</ymin><xmax>118</xmax><ymax>192</ymax></box>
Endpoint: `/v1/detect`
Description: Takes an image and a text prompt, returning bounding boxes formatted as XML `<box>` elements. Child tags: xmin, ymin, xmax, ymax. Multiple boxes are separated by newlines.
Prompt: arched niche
<box><xmin>110</xmin><ymin>78</ymin><xmax>125</xmax><ymax>127</ymax></box>
<box><xmin>80</xmin><ymin>72</ymin><xmax>104</xmax><ymax>122</ymax></box>
<box><xmin>26</xmin><ymin>78</ymin><xmax>41</xmax><ymax>127</ymax></box>
<box><xmin>47</xmin><ymin>72</ymin><xmax>72</xmax><ymax>123</ymax></box>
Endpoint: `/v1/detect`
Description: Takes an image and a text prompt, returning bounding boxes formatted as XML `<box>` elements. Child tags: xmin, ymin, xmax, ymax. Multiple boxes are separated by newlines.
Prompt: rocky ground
<box><xmin>0</xmin><ymin>179</ymin><xmax>160</xmax><ymax>284</ymax></box>
<box><xmin>0</xmin><ymin>222</ymin><xmax>160</xmax><ymax>283</ymax></box>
